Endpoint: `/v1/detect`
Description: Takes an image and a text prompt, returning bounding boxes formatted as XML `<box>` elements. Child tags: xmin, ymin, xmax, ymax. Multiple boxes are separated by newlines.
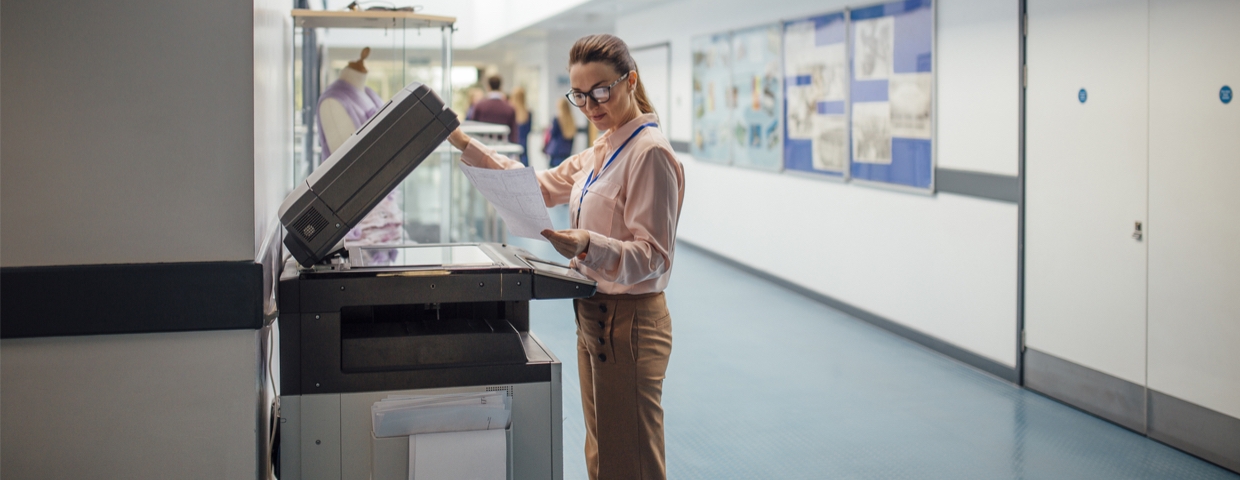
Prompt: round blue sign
<box><xmin>1079</xmin><ymin>88</ymin><xmax>1087</xmax><ymax>103</ymax></box>
<box><xmin>1222</xmin><ymin>85</ymin><xmax>1233</xmax><ymax>104</ymax></box>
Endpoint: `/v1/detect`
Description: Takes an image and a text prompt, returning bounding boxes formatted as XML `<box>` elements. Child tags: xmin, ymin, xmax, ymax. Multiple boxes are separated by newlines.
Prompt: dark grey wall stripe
<box><xmin>1</xmin><ymin>261</ymin><xmax>264</xmax><ymax>338</ymax></box>
<box><xmin>1024</xmin><ymin>348</ymin><xmax>1147</xmax><ymax>434</ymax></box>
<box><xmin>679</xmin><ymin>240</ymin><xmax>1019</xmax><ymax>384</ymax></box>
<box><xmin>1148</xmin><ymin>389</ymin><xmax>1240</xmax><ymax>473</ymax></box>
<box><xmin>668</xmin><ymin>142</ymin><xmax>1018</xmax><ymax>203</ymax></box>
<box><xmin>936</xmin><ymin>168</ymin><xmax>1019</xmax><ymax>203</ymax></box>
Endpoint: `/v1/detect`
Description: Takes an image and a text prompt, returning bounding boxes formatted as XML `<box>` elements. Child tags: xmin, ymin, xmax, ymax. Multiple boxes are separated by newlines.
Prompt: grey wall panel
<box><xmin>1</xmin><ymin>0</ymin><xmax>256</xmax><ymax>266</ymax></box>
<box><xmin>0</xmin><ymin>330</ymin><xmax>262</xmax><ymax>478</ymax></box>
<box><xmin>1148</xmin><ymin>390</ymin><xmax>1240</xmax><ymax>473</ymax></box>
<box><xmin>1024</xmin><ymin>348</ymin><xmax>1146</xmax><ymax>434</ymax></box>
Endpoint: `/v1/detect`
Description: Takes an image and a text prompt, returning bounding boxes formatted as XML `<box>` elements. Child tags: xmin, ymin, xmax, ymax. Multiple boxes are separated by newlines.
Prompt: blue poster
<box><xmin>849</xmin><ymin>0</ymin><xmax>934</xmax><ymax>190</ymax></box>
<box><xmin>783</xmin><ymin>11</ymin><xmax>849</xmax><ymax>177</ymax></box>
<box><xmin>691</xmin><ymin>33</ymin><xmax>733</xmax><ymax>164</ymax></box>
<box><xmin>730</xmin><ymin>24</ymin><xmax>783</xmax><ymax>171</ymax></box>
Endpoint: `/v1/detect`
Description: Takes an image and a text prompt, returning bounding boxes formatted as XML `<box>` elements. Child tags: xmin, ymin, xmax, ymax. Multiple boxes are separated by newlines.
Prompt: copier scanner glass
<box><xmin>352</xmin><ymin>244</ymin><xmax>496</xmax><ymax>268</ymax></box>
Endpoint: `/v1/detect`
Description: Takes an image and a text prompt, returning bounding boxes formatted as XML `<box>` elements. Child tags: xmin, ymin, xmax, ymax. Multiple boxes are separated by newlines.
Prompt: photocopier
<box><xmin>275</xmin><ymin>82</ymin><xmax>594</xmax><ymax>480</ymax></box>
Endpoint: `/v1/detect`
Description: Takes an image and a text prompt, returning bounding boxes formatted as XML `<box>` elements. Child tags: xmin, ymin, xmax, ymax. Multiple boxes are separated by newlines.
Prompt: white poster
<box><xmin>852</xmin><ymin>102</ymin><xmax>892</xmax><ymax>164</ymax></box>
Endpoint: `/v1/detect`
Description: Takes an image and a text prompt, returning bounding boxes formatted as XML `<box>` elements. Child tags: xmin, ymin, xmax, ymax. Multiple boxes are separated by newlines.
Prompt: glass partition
<box><xmin>291</xmin><ymin>10</ymin><xmax>521</xmax><ymax>247</ymax></box>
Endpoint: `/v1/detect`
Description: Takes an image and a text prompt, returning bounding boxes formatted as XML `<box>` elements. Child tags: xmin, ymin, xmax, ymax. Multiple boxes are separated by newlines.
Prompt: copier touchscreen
<box><xmin>525</xmin><ymin>257</ymin><xmax>588</xmax><ymax>280</ymax></box>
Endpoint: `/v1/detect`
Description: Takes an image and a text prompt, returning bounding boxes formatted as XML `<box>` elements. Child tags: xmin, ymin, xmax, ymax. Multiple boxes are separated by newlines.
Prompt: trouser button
<box><xmin>600</xmin><ymin>304</ymin><xmax>607</xmax><ymax>313</ymax></box>
<box><xmin>598</xmin><ymin>353</ymin><xmax>607</xmax><ymax>362</ymax></box>
<box><xmin>597</xmin><ymin>321</ymin><xmax>605</xmax><ymax>328</ymax></box>
<box><xmin>598</xmin><ymin>337</ymin><xmax>605</xmax><ymax>345</ymax></box>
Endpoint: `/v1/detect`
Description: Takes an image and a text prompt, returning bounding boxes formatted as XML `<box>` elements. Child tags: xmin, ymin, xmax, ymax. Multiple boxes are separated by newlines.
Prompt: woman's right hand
<box><xmin>447</xmin><ymin>127</ymin><xmax>471</xmax><ymax>151</ymax></box>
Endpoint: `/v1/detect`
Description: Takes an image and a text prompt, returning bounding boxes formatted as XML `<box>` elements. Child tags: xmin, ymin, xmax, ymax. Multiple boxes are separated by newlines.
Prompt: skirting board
<box><xmin>678</xmin><ymin>241</ymin><xmax>1019</xmax><ymax>384</ymax></box>
<box><xmin>1026</xmin><ymin>348</ymin><xmax>1240</xmax><ymax>474</ymax></box>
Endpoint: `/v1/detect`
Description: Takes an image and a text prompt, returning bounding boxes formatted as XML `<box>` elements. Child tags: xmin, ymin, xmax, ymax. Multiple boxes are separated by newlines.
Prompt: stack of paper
<box><xmin>372</xmin><ymin>392</ymin><xmax>511</xmax><ymax>437</ymax></box>
<box><xmin>371</xmin><ymin>392</ymin><xmax>510</xmax><ymax>480</ymax></box>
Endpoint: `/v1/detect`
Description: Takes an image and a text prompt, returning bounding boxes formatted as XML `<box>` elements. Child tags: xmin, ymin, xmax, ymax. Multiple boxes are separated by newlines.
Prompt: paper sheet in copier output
<box><xmin>458</xmin><ymin>163</ymin><xmax>553</xmax><ymax>241</ymax></box>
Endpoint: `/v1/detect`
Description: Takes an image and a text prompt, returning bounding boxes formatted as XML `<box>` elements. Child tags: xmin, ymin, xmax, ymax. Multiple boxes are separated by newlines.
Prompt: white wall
<box><xmin>254</xmin><ymin>0</ymin><xmax>294</xmax><ymax>258</ymax></box>
<box><xmin>1</xmin><ymin>0</ymin><xmax>265</xmax><ymax>266</ymax></box>
<box><xmin>1146</xmin><ymin>0</ymin><xmax>1240</xmax><ymax>419</ymax></box>
<box><xmin>617</xmin><ymin>0</ymin><xmax>1021</xmax><ymax>368</ymax></box>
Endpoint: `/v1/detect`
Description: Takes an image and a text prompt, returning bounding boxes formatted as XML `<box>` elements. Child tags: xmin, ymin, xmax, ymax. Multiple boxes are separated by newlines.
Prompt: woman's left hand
<box><xmin>541</xmin><ymin>229</ymin><xmax>591</xmax><ymax>259</ymax></box>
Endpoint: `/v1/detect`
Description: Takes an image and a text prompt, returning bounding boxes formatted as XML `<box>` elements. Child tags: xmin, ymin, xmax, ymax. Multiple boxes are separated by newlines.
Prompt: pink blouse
<box><xmin>460</xmin><ymin>113</ymin><xmax>685</xmax><ymax>295</ymax></box>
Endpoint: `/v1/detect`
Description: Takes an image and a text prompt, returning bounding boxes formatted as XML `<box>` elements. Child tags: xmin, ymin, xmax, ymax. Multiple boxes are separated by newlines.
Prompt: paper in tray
<box><xmin>371</xmin><ymin>392</ymin><xmax>512</xmax><ymax>438</ymax></box>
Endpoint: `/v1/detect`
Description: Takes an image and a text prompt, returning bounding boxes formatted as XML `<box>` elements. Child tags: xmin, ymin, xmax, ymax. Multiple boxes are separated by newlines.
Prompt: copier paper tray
<box><xmin>340</xmin><ymin>304</ymin><xmax>527</xmax><ymax>372</ymax></box>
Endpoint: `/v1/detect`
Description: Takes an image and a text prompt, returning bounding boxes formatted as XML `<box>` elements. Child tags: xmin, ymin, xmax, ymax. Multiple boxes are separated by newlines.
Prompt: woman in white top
<box><xmin>446</xmin><ymin>33</ymin><xmax>684</xmax><ymax>480</ymax></box>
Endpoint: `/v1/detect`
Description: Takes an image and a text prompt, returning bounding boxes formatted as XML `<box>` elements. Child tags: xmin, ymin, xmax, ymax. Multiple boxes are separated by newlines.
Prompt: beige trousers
<box><xmin>574</xmin><ymin>292</ymin><xmax>673</xmax><ymax>480</ymax></box>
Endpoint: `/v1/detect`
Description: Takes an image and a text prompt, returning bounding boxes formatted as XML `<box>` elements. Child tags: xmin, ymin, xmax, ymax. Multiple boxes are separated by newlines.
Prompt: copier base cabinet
<box><xmin>279</xmin><ymin>366</ymin><xmax>562</xmax><ymax>480</ymax></box>
<box><xmin>276</xmin><ymin>243</ymin><xmax>594</xmax><ymax>480</ymax></box>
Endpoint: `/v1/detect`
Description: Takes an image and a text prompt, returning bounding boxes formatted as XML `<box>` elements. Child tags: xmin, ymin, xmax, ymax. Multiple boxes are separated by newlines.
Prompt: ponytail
<box><xmin>569</xmin><ymin>34</ymin><xmax>658</xmax><ymax>121</ymax></box>
<box><xmin>632</xmin><ymin>70</ymin><xmax>656</xmax><ymax>116</ymax></box>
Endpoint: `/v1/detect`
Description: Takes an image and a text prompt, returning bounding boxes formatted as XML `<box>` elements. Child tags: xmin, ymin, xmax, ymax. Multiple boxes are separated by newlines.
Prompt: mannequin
<box><xmin>317</xmin><ymin>48</ymin><xmax>403</xmax><ymax>252</ymax></box>
<box><xmin>318</xmin><ymin>47</ymin><xmax>385</xmax><ymax>159</ymax></box>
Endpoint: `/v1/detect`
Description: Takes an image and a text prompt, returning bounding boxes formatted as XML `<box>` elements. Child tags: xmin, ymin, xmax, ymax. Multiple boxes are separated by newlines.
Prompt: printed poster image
<box><xmin>784</xmin><ymin>44</ymin><xmax>846</xmax><ymax>140</ymax></box>
<box><xmin>853</xmin><ymin>16</ymin><xmax>894</xmax><ymax>81</ymax></box>
<box><xmin>811</xmin><ymin>115</ymin><xmax>847</xmax><ymax>171</ymax></box>
<box><xmin>852</xmin><ymin>102</ymin><xmax>892</xmax><ymax>164</ymax></box>
<box><xmin>729</xmin><ymin>25</ymin><xmax>783</xmax><ymax>170</ymax></box>
<box><xmin>691</xmin><ymin>34</ymin><xmax>733</xmax><ymax>163</ymax></box>
<box><xmin>890</xmin><ymin>73</ymin><xmax>932</xmax><ymax>139</ymax></box>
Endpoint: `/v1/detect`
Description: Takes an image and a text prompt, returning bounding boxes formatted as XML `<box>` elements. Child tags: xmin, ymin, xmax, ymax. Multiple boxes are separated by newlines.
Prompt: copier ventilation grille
<box><xmin>292</xmin><ymin>208</ymin><xmax>329</xmax><ymax>241</ymax></box>
<box><xmin>486</xmin><ymin>386</ymin><xmax>514</xmax><ymax>397</ymax></box>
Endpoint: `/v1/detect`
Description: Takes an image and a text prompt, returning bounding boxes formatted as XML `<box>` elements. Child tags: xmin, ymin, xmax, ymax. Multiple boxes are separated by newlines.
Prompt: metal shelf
<box><xmin>291</xmin><ymin>9</ymin><xmax>454</xmax><ymax>29</ymax></box>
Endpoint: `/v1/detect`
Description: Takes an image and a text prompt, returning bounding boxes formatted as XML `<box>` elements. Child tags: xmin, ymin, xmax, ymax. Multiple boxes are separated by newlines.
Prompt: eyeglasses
<box><xmin>565</xmin><ymin>73</ymin><xmax>629</xmax><ymax>108</ymax></box>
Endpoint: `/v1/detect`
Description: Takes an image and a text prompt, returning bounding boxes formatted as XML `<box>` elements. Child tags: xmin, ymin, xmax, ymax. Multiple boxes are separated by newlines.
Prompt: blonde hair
<box><xmin>510</xmin><ymin>86</ymin><xmax>529</xmax><ymax>124</ymax></box>
<box><xmin>569</xmin><ymin>34</ymin><xmax>656</xmax><ymax>118</ymax></box>
<box><xmin>556</xmin><ymin>98</ymin><xmax>578</xmax><ymax>138</ymax></box>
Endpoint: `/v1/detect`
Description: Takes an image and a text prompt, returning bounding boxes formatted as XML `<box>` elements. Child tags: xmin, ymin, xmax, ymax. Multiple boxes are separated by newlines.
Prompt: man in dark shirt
<box><xmin>468</xmin><ymin>75</ymin><xmax>518</xmax><ymax>143</ymax></box>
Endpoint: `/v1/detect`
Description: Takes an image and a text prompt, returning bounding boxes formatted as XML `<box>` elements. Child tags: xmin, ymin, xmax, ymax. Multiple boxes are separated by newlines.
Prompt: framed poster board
<box><xmin>783</xmin><ymin>11</ymin><xmax>850</xmax><ymax>178</ymax></box>
<box><xmin>849</xmin><ymin>0</ymin><xmax>935</xmax><ymax>191</ymax></box>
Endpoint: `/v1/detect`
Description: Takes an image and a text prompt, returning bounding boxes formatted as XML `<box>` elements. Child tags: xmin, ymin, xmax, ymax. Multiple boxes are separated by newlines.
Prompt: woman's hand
<box><xmin>541</xmin><ymin>229</ymin><xmax>591</xmax><ymax>259</ymax></box>
<box><xmin>447</xmin><ymin>127</ymin><xmax>471</xmax><ymax>151</ymax></box>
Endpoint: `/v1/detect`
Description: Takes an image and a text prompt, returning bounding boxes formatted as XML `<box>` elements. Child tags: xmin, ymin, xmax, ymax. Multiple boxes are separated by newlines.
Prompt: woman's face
<box><xmin>569</xmin><ymin>61</ymin><xmax>638</xmax><ymax>133</ymax></box>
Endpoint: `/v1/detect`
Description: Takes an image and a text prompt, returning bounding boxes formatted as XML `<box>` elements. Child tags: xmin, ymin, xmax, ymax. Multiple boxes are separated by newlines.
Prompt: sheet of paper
<box><xmin>458</xmin><ymin>163</ymin><xmax>553</xmax><ymax>240</ymax></box>
<box><xmin>410</xmin><ymin>429</ymin><xmax>506</xmax><ymax>480</ymax></box>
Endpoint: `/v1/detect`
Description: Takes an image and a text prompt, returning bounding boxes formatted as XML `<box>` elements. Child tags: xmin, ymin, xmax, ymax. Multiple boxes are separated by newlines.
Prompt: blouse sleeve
<box><xmin>578</xmin><ymin>146</ymin><xmax>682</xmax><ymax>285</ymax></box>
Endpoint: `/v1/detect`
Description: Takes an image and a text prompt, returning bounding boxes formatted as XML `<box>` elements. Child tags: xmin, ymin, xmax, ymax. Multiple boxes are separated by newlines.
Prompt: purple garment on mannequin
<box><xmin>316</xmin><ymin>78</ymin><xmax>384</xmax><ymax>161</ymax></box>
<box><xmin>316</xmin><ymin>77</ymin><xmax>401</xmax><ymax>249</ymax></box>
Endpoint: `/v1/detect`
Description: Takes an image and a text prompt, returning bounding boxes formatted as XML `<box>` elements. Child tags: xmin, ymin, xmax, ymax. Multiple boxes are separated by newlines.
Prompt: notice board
<box><xmin>783</xmin><ymin>11</ymin><xmax>850</xmax><ymax>178</ymax></box>
<box><xmin>849</xmin><ymin>0</ymin><xmax>935</xmax><ymax>191</ymax></box>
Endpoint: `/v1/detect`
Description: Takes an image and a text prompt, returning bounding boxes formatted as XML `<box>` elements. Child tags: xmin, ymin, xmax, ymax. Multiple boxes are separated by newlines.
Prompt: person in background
<box><xmin>509</xmin><ymin>86</ymin><xmax>532</xmax><ymax>166</ymax></box>
<box><xmin>464</xmin><ymin>87</ymin><xmax>484</xmax><ymax>120</ymax></box>
<box><xmin>469</xmin><ymin>75</ymin><xmax>519</xmax><ymax>144</ymax></box>
<box><xmin>446</xmin><ymin>34</ymin><xmax>682</xmax><ymax>480</ymax></box>
<box><xmin>544</xmin><ymin>97</ymin><xmax>578</xmax><ymax>168</ymax></box>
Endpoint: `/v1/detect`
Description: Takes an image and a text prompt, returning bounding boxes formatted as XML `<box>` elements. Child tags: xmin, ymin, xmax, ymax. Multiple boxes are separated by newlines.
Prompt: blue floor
<box><xmin>512</xmin><ymin>206</ymin><xmax>1237</xmax><ymax>479</ymax></box>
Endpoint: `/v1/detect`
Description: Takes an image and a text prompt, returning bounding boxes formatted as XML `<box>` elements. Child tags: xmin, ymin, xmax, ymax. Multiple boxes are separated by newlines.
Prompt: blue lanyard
<box><xmin>576</xmin><ymin>122</ymin><xmax>658</xmax><ymax>227</ymax></box>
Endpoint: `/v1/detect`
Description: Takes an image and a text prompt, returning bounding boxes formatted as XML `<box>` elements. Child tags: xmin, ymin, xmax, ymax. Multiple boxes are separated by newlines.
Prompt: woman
<box><xmin>545</xmin><ymin>97</ymin><xmax>578</xmax><ymax>168</ymax></box>
<box><xmin>446</xmin><ymin>34</ymin><xmax>683</xmax><ymax>480</ymax></box>
<box><xmin>509</xmin><ymin>86</ymin><xmax>532</xmax><ymax>166</ymax></box>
